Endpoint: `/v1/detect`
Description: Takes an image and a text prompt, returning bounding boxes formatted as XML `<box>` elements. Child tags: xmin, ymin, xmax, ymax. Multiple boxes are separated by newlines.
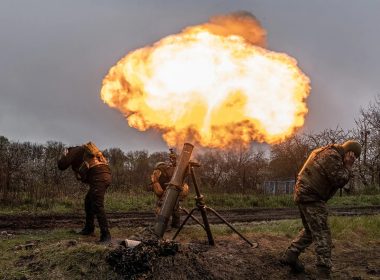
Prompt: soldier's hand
<box><xmin>151</xmin><ymin>169</ymin><xmax>161</xmax><ymax>183</ymax></box>
<box><xmin>344</xmin><ymin>151</ymin><xmax>356</xmax><ymax>169</ymax></box>
<box><xmin>150</xmin><ymin>174</ymin><xmax>156</xmax><ymax>183</ymax></box>
<box><xmin>58</xmin><ymin>148</ymin><xmax>68</xmax><ymax>161</ymax></box>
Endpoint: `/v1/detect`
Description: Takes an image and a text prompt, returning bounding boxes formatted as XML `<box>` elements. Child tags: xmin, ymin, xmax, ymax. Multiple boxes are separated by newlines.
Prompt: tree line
<box><xmin>0</xmin><ymin>96</ymin><xmax>379</xmax><ymax>205</ymax></box>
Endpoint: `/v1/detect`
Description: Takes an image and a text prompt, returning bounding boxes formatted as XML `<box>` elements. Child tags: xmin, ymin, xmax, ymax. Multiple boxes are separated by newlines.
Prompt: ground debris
<box><xmin>107</xmin><ymin>239</ymin><xmax>179</xmax><ymax>279</ymax></box>
<box><xmin>366</xmin><ymin>265</ymin><xmax>380</xmax><ymax>275</ymax></box>
<box><xmin>65</xmin><ymin>239</ymin><xmax>78</xmax><ymax>247</ymax></box>
<box><xmin>1</xmin><ymin>230</ymin><xmax>15</xmax><ymax>239</ymax></box>
<box><xmin>14</xmin><ymin>240</ymin><xmax>40</xmax><ymax>251</ymax></box>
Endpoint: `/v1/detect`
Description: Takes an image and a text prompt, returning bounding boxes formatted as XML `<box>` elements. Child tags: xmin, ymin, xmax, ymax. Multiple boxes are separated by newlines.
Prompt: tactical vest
<box><xmin>76</xmin><ymin>142</ymin><xmax>108</xmax><ymax>182</ymax></box>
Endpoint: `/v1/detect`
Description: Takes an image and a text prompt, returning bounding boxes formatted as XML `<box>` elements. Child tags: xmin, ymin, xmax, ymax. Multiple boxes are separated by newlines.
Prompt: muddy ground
<box><xmin>1</xmin><ymin>206</ymin><xmax>379</xmax><ymax>230</ymax></box>
<box><xmin>2</xmin><ymin>207</ymin><xmax>379</xmax><ymax>279</ymax></box>
<box><xmin>107</xmin><ymin>234</ymin><xmax>380</xmax><ymax>280</ymax></box>
<box><xmin>6</xmin><ymin>228</ymin><xmax>379</xmax><ymax>280</ymax></box>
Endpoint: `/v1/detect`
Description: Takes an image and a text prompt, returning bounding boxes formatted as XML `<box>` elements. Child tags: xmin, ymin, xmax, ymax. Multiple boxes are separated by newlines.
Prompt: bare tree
<box><xmin>304</xmin><ymin>126</ymin><xmax>350</xmax><ymax>149</ymax></box>
<box><xmin>269</xmin><ymin>134</ymin><xmax>309</xmax><ymax>181</ymax></box>
<box><xmin>353</xmin><ymin>94</ymin><xmax>380</xmax><ymax>188</ymax></box>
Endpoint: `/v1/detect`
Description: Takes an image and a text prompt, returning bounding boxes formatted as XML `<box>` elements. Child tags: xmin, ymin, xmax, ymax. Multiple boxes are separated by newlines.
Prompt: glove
<box><xmin>151</xmin><ymin>169</ymin><xmax>161</xmax><ymax>183</ymax></box>
<box><xmin>179</xmin><ymin>183</ymin><xmax>189</xmax><ymax>201</ymax></box>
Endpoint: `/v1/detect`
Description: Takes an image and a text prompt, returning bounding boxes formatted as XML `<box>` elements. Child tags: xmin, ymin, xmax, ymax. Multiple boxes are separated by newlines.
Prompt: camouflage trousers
<box><xmin>288</xmin><ymin>201</ymin><xmax>332</xmax><ymax>269</ymax></box>
<box><xmin>155</xmin><ymin>196</ymin><xmax>181</xmax><ymax>228</ymax></box>
<box><xmin>84</xmin><ymin>181</ymin><xmax>109</xmax><ymax>234</ymax></box>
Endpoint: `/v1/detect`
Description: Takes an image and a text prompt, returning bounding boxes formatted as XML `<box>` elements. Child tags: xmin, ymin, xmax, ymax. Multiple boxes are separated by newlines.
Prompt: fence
<box><xmin>262</xmin><ymin>180</ymin><xmax>295</xmax><ymax>195</ymax></box>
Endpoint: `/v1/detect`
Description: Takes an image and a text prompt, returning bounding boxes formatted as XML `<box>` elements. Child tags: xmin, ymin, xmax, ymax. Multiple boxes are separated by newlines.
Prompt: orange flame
<box><xmin>101</xmin><ymin>13</ymin><xmax>310</xmax><ymax>148</ymax></box>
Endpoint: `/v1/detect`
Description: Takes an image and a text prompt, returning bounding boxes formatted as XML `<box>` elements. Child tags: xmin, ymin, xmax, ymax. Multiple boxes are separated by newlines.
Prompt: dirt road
<box><xmin>1</xmin><ymin>205</ymin><xmax>379</xmax><ymax>230</ymax></box>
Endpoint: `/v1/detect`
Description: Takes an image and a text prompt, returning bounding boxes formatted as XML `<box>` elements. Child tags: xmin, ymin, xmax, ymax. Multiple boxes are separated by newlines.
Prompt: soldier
<box><xmin>58</xmin><ymin>142</ymin><xmax>112</xmax><ymax>243</ymax></box>
<box><xmin>281</xmin><ymin>140</ymin><xmax>361</xmax><ymax>279</ymax></box>
<box><xmin>150</xmin><ymin>149</ymin><xmax>189</xmax><ymax>229</ymax></box>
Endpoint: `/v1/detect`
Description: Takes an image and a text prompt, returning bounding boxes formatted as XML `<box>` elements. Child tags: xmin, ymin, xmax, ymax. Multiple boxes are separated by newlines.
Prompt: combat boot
<box><xmin>280</xmin><ymin>250</ymin><xmax>305</xmax><ymax>272</ymax></box>
<box><xmin>99</xmin><ymin>230</ymin><xmax>112</xmax><ymax>244</ymax></box>
<box><xmin>316</xmin><ymin>265</ymin><xmax>332</xmax><ymax>280</ymax></box>
<box><xmin>78</xmin><ymin>226</ymin><xmax>95</xmax><ymax>236</ymax></box>
<box><xmin>171</xmin><ymin>222</ymin><xmax>181</xmax><ymax>229</ymax></box>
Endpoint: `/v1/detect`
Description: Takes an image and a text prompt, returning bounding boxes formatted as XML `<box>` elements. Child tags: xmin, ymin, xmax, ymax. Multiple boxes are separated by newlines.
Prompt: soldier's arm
<box><xmin>320</xmin><ymin>150</ymin><xmax>351</xmax><ymax>188</ymax></box>
<box><xmin>57</xmin><ymin>146</ymin><xmax>82</xmax><ymax>170</ymax></box>
<box><xmin>151</xmin><ymin>169</ymin><xmax>164</xmax><ymax>197</ymax></box>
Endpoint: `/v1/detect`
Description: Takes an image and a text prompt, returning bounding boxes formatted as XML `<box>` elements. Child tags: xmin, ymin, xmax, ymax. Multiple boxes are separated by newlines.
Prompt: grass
<box><xmin>328</xmin><ymin>193</ymin><xmax>380</xmax><ymax>207</ymax></box>
<box><xmin>0</xmin><ymin>230</ymin><xmax>119</xmax><ymax>280</ymax></box>
<box><xmin>1</xmin><ymin>215</ymin><xmax>378</xmax><ymax>280</ymax></box>
<box><xmin>176</xmin><ymin>219</ymin><xmax>303</xmax><ymax>240</ymax></box>
<box><xmin>0</xmin><ymin>192</ymin><xmax>379</xmax><ymax>215</ymax></box>
<box><xmin>205</xmin><ymin>193</ymin><xmax>297</xmax><ymax>208</ymax></box>
<box><xmin>177</xmin><ymin>214</ymin><xmax>380</xmax><ymax>243</ymax></box>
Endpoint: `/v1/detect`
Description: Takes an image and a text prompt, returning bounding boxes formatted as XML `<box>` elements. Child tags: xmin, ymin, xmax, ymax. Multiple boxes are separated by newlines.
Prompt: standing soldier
<box><xmin>58</xmin><ymin>142</ymin><xmax>112</xmax><ymax>243</ymax></box>
<box><xmin>281</xmin><ymin>140</ymin><xmax>361</xmax><ymax>279</ymax></box>
<box><xmin>150</xmin><ymin>149</ymin><xmax>189</xmax><ymax>229</ymax></box>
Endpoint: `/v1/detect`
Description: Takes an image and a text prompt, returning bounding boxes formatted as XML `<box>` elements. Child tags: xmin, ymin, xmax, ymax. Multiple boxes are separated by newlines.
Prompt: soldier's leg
<box><xmin>281</xmin><ymin>204</ymin><xmax>311</xmax><ymax>272</ymax></box>
<box><xmin>80</xmin><ymin>190</ymin><xmax>95</xmax><ymax>234</ymax></box>
<box><xmin>303</xmin><ymin>202</ymin><xmax>332</xmax><ymax>277</ymax></box>
<box><xmin>92</xmin><ymin>185</ymin><xmax>107</xmax><ymax>228</ymax></box>
<box><xmin>287</xmin><ymin>204</ymin><xmax>313</xmax><ymax>254</ymax></box>
<box><xmin>90</xmin><ymin>182</ymin><xmax>111</xmax><ymax>241</ymax></box>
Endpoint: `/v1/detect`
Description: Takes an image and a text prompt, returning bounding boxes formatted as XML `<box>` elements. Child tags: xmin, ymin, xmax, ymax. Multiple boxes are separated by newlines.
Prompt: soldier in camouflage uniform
<box><xmin>150</xmin><ymin>150</ymin><xmax>189</xmax><ymax>228</ymax></box>
<box><xmin>58</xmin><ymin>142</ymin><xmax>112</xmax><ymax>243</ymax></box>
<box><xmin>281</xmin><ymin>140</ymin><xmax>361</xmax><ymax>279</ymax></box>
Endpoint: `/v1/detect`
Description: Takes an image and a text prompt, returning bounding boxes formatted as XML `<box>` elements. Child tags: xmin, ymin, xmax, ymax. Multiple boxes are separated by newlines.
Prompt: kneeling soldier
<box><xmin>150</xmin><ymin>149</ymin><xmax>189</xmax><ymax>229</ymax></box>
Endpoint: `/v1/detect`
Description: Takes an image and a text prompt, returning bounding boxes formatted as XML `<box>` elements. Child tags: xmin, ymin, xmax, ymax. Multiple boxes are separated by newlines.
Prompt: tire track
<box><xmin>0</xmin><ymin>205</ymin><xmax>379</xmax><ymax>230</ymax></box>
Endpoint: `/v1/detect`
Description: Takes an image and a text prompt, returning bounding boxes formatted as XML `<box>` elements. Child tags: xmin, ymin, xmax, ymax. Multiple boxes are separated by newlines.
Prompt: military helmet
<box><xmin>154</xmin><ymin>162</ymin><xmax>167</xmax><ymax>169</ymax></box>
<box><xmin>342</xmin><ymin>140</ymin><xmax>361</xmax><ymax>158</ymax></box>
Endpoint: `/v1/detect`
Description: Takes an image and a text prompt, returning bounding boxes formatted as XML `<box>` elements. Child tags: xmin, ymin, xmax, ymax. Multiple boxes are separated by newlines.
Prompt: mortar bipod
<box><xmin>172</xmin><ymin>162</ymin><xmax>258</xmax><ymax>248</ymax></box>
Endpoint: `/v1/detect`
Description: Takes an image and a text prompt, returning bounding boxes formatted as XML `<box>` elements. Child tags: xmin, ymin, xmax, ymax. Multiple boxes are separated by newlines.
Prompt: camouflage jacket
<box><xmin>58</xmin><ymin>146</ymin><xmax>111</xmax><ymax>185</ymax></box>
<box><xmin>294</xmin><ymin>144</ymin><xmax>351</xmax><ymax>203</ymax></box>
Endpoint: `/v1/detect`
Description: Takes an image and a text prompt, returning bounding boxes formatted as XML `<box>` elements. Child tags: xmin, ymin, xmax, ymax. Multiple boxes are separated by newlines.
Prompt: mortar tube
<box><xmin>153</xmin><ymin>143</ymin><xmax>194</xmax><ymax>237</ymax></box>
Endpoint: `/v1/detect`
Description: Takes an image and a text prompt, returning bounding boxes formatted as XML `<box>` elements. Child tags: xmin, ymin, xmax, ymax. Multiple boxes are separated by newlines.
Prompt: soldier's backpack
<box><xmin>76</xmin><ymin>142</ymin><xmax>108</xmax><ymax>182</ymax></box>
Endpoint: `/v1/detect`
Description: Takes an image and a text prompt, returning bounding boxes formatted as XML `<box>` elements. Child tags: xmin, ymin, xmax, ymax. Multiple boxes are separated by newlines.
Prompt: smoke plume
<box><xmin>187</xmin><ymin>11</ymin><xmax>267</xmax><ymax>47</ymax></box>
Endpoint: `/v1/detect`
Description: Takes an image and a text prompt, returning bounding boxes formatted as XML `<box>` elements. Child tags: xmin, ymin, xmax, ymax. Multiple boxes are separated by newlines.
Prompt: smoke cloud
<box><xmin>186</xmin><ymin>11</ymin><xmax>267</xmax><ymax>47</ymax></box>
<box><xmin>101</xmin><ymin>10</ymin><xmax>309</xmax><ymax>148</ymax></box>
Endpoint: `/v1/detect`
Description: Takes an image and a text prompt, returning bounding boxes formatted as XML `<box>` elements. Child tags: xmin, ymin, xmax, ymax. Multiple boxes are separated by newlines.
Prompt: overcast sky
<box><xmin>0</xmin><ymin>0</ymin><xmax>378</xmax><ymax>152</ymax></box>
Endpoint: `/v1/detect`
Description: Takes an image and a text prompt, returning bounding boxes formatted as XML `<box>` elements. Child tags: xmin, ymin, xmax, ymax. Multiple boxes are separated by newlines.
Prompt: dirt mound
<box><xmin>106</xmin><ymin>235</ymin><xmax>380</xmax><ymax>280</ymax></box>
<box><xmin>107</xmin><ymin>239</ymin><xmax>180</xmax><ymax>279</ymax></box>
<box><xmin>106</xmin><ymin>238</ymin><xmax>295</xmax><ymax>280</ymax></box>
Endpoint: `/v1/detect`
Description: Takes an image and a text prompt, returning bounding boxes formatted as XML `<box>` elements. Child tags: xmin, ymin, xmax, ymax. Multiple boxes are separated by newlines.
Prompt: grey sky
<box><xmin>0</xmin><ymin>0</ymin><xmax>378</xmax><ymax>152</ymax></box>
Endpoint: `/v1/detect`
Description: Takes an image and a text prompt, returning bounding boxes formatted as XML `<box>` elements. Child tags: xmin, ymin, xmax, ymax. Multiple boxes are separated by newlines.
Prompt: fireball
<box><xmin>101</xmin><ymin>12</ymin><xmax>310</xmax><ymax>148</ymax></box>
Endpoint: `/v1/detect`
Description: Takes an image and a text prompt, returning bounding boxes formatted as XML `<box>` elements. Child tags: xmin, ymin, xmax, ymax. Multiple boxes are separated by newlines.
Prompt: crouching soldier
<box><xmin>58</xmin><ymin>142</ymin><xmax>112</xmax><ymax>243</ymax></box>
<box><xmin>281</xmin><ymin>140</ymin><xmax>361</xmax><ymax>279</ymax></box>
<box><xmin>150</xmin><ymin>149</ymin><xmax>189</xmax><ymax>229</ymax></box>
